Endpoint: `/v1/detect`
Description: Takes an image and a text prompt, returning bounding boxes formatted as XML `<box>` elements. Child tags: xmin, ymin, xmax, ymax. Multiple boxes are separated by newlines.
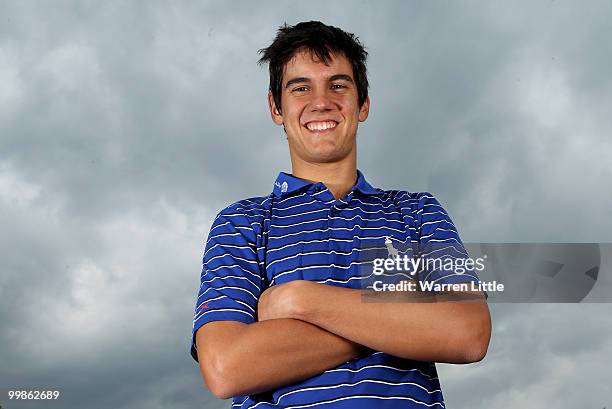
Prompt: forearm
<box><xmin>294</xmin><ymin>284</ymin><xmax>491</xmax><ymax>363</ymax></box>
<box><xmin>200</xmin><ymin>318</ymin><xmax>365</xmax><ymax>399</ymax></box>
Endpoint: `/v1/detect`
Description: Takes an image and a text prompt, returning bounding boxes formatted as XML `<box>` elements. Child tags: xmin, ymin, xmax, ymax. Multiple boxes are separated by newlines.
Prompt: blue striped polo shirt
<box><xmin>191</xmin><ymin>169</ymin><xmax>480</xmax><ymax>409</ymax></box>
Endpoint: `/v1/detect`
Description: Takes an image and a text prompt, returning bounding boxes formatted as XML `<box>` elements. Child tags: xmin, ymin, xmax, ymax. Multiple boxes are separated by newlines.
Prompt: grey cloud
<box><xmin>440</xmin><ymin>303</ymin><xmax>612</xmax><ymax>408</ymax></box>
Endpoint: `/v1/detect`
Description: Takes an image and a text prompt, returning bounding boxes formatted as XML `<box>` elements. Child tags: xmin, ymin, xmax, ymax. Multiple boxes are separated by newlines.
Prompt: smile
<box><xmin>304</xmin><ymin>121</ymin><xmax>338</xmax><ymax>132</ymax></box>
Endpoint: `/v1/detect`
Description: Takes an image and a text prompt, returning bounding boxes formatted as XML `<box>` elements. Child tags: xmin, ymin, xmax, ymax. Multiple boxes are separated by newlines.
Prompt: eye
<box><xmin>331</xmin><ymin>83</ymin><xmax>347</xmax><ymax>90</ymax></box>
<box><xmin>292</xmin><ymin>86</ymin><xmax>309</xmax><ymax>93</ymax></box>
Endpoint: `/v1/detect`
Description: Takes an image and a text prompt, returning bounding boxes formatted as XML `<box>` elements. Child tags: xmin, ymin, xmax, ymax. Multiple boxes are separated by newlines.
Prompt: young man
<box><xmin>191</xmin><ymin>21</ymin><xmax>491</xmax><ymax>408</ymax></box>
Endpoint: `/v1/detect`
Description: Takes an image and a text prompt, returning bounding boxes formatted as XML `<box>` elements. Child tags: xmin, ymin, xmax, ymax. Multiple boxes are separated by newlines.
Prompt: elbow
<box><xmin>462</xmin><ymin>336</ymin><xmax>489</xmax><ymax>363</ymax></box>
<box><xmin>462</xmin><ymin>309</ymin><xmax>492</xmax><ymax>363</ymax></box>
<box><xmin>206</xmin><ymin>376</ymin><xmax>234</xmax><ymax>400</ymax></box>
<box><xmin>200</xmin><ymin>351</ymin><xmax>238</xmax><ymax>400</ymax></box>
<box><xmin>208</xmin><ymin>386</ymin><xmax>234</xmax><ymax>399</ymax></box>
<box><xmin>195</xmin><ymin>322</ymin><xmax>251</xmax><ymax>399</ymax></box>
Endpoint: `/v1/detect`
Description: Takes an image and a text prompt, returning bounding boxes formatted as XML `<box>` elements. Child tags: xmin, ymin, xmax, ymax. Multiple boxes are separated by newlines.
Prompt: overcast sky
<box><xmin>1</xmin><ymin>1</ymin><xmax>611</xmax><ymax>408</ymax></box>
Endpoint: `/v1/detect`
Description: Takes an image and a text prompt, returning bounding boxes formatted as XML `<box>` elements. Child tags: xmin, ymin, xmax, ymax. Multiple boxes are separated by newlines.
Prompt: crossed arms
<box><xmin>196</xmin><ymin>279</ymin><xmax>491</xmax><ymax>399</ymax></box>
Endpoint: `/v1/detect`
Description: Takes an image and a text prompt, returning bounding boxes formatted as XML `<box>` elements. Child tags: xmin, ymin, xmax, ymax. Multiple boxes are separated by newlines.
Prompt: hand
<box><xmin>257</xmin><ymin>280</ymin><xmax>314</xmax><ymax>322</ymax></box>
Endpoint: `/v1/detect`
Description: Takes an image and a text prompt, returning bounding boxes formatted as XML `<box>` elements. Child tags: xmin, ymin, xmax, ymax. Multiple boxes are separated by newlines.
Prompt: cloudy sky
<box><xmin>1</xmin><ymin>1</ymin><xmax>611</xmax><ymax>408</ymax></box>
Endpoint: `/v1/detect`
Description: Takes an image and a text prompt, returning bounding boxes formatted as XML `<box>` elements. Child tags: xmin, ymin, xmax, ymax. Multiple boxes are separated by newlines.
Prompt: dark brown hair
<box><xmin>258</xmin><ymin>21</ymin><xmax>369</xmax><ymax>113</ymax></box>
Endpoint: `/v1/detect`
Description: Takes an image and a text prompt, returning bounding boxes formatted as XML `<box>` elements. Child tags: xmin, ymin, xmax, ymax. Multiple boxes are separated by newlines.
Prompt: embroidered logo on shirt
<box><xmin>199</xmin><ymin>304</ymin><xmax>210</xmax><ymax>310</ymax></box>
<box><xmin>385</xmin><ymin>236</ymin><xmax>399</xmax><ymax>259</ymax></box>
<box><xmin>281</xmin><ymin>181</ymin><xmax>288</xmax><ymax>193</ymax></box>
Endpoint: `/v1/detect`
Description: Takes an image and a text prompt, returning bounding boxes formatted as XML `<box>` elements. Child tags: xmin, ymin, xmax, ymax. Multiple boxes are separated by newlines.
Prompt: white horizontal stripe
<box><xmin>221</xmin><ymin>212</ymin><xmax>263</xmax><ymax>226</ymax></box>
<box><xmin>233</xmin><ymin>299</ymin><xmax>256</xmax><ymax>313</ymax></box>
<box><xmin>196</xmin><ymin>294</ymin><xmax>255</xmax><ymax>314</ymax></box>
<box><xmin>232</xmin><ymin>398</ymin><xmax>248</xmax><ymax>407</ymax></box>
<box><xmin>276</xmin><ymin>191</ymin><xmax>318</xmax><ymax>205</ymax></box>
<box><xmin>230</xmin><ymin>191</ymin><xmax>438</xmax><ymax>218</ymax></box>
<box><xmin>341</xmin><ymin>205</ymin><xmax>402</xmax><ymax>216</ymax></box>
<box><xmin>200</xmin><ymin>284</ymin><xmax>258</xmax><ymax>301</ymax></box>
<box><xmin>276</xmin><ymin>193</ymin><xmax>429</xmax><ymax>216</ymax></box>
<box><xmin>206</xmin><ymin>232</ymin><xmax>242</xmax><ymax>244</ymax></box>
<box><xmin>329</xmin><ymin>213</ymin><xmax>405</xmax><ymax>225</ymax></box>
<box><xmin>426</xmin><ymin>238</ymin><xmax>458</xmax><ymax>243</ymax></box>
<box><xmin>204</xmin><ymin>243</ymin><xmax>256</xmax><ymax>259</ymax></box>
<box><xmin>420</xmin><ymin>227</ymin><xmax>457</xmax><ymax>241</ymax></box>
<box><xmin>278</xmin><ymin>193</ymin><xmax>392</xmax><ymax>211</ymax></box>
<box><xmin>407</xmin><ymin>203</ymin><xmax>445</xmax><ymax>214</ymax></box>
<box><xmin>274</xmin><ymin>204</ymin><xmax>405</xmax><ymax>222</ymax></box>
<box><xmin>401</xmin><ymin>205</ymin><xmax>434</xmax><ymax>215</ymax></box>
<box><xmin>420</xmin><ymin>219</ymin><xmax>453</xmax><ymax>229</ymax></box>
<box><xmin>418</xmin><ymin>202</ymin><xmax>445</xmax><ymax>211</ymax></box>
<box><xmin>395</xmin><ymin>194</ymin><xmax>435</xmax><ymax>204</ymax></box>
<box><xmin>277</xmin><ymin>190</ymin><xmax>335</xmax><ymax>205</ymax></box>
<box><xmin>271</xmin><ymin>213</ymin><xmax>404</xmax><ymax>230</ymax></box>
<box><xmin>195</xmin><ymin>307</ymin><xmax>253</xmax><ymax>322</ymax></box>
<box><xmin>271</xmin><ymin>207</ymin><xmax>328</xmax><ymax>219</ymax></box>
<box><xmin>420</xmin><ymin>211</ymin><xmax>448</xmax><ymax>217</ymax></box>
<box><xmin>207</xmin><ymin>253</ymin><xmax>259</xmax><ymax>266</ymax></box>
<box><xmin>350</xmin><ymin>197</ymin><xmax>402</xmax><ymax>209</ymax></box>
<box><xmin>261</xmin><ymin>195</ymin><xmax>272</xmax><ymax>205</ymax></box>
<box><xmin>325</xmin><ymin>363</ymin><xmax>438</xmax><ymax>380</ymax></box>
<box><xmin>268</xmin><ymin>394</ymin><xmax>444</xmax><ymax>409</ymax></box>
<box><xmin>269</xmin><ymin>224</ymin><xmax>406</xmax><ymax>241</ymax></box>
<box><xmin>266</xmin><ymin>234</ymin><xmax>412</xmax><ymax>255</ymax></box>
<box><xmin>267</xmin><ymin>246</ymin><xmax>392</xmax><ymax>269</ymax></box>
<box><xmin>271</xmin><ymin>260</ymin><xmax>372</xmax><ymax>284</ymax></box>
<box><xmin>352</xmin><ymin>194</ymin><xmax>402</xmax><ymax>205</ymax></box>
<box><xmin>226</xmin><ymin>205</ymin><xmax>262</xmax><ymax>215</ymax></box>
<box><xmin>195</xmin><ymin>295</ymin><xmax>255</xmax><ymax>315</ymax></box>
<box><xmin>206</xmin><ymin>264</ymin><xmax>262</xmax><ymax>281</ymax></box>
<box><xmin>419</xmin><ymin>244</ymin><xmax>465</xmax><ymax>258</ymax></box>
<box><xmin>323</xmin><ymin>269</ymin><xmax>417</xmax><ymax>286</ymax></box>
<box><xmin>196</xmin><ymin>294</ymin><xmax>225</xmax><ymax>307</ymax></box>
<box><xmin>245</xmin><ymin>378</ymin><xmax>441</xmax><ymax>409</ymax></box>
<box><xmin>265</xmin><ymin>237</ymin><xmax>357</xmax><ymax>254</ymax></box>
<box><xmin>241</xmin><ymin>197</ymin><xmax>270</xmax><ymax>207</ymax></box>
<box><xmin>276</xmin><ymin>198</ymin><xmax>326</xmax><ymax>212</ymax></box>
<box><xmin>271</xmin><ymin>215</ymin><xmax>332</xmax><ymax>229</ymax></box>
<box><xmin>209</xmin><ymin>220</ymin><xmax>230</xmax><ymax>233</ymax></box>
<box><xmin>201</xmin><ymin>274</ymin><xmax>260</xmax><ymax>291</ymax></box>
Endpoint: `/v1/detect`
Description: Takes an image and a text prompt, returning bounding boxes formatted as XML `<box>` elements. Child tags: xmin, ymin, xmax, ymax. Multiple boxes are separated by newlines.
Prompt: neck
<box><xmin>290</xmin><ymin>156</ymin><xmax>357</xmax><ymax>200</ymax></box>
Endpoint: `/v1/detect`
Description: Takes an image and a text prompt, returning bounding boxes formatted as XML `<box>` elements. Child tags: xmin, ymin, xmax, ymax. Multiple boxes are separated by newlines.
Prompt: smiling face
<box><xmin>268</xmin><ymin>49</ymin><xmax>370</xmax><ymax>166</ymax></box>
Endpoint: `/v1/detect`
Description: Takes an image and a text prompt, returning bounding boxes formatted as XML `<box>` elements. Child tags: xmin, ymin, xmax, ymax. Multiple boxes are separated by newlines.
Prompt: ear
<box><xmin>358</xmin><ymin>95</ymin><xmax>370</xmax><ymax>122</ymax></box>
<box><xmin>268</xmin><ymin>91</ymin><xmax>284</xmax><ymax>125</ymax></box>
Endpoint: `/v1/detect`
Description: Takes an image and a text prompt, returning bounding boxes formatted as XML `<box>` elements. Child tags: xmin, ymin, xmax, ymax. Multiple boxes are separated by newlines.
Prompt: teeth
<box><xmin>306</xmin><ymin>121</ymin><xmax>337</xmax><ymax>131</ymax></box>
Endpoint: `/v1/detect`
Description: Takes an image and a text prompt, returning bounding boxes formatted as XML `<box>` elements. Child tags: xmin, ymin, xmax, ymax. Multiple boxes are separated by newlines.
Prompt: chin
<box><xmin>304</xmin><ymin>149</ymin><xmax>350</xmax><ymax>164</ymax></box>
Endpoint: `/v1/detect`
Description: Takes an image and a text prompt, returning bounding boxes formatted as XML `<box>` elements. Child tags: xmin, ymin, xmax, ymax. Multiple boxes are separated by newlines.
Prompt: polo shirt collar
<box><xmin>272</xmin><ymin>169</ymin><xmax>380</xmax><ymax>198</ymax></box>
<box><xmin>354</xmin><ymin>169</ymin><xmax>380</xmax><ymax>195</ymax></box>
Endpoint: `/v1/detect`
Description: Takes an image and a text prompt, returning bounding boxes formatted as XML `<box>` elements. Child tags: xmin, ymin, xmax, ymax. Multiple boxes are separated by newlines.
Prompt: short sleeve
<box><xmin>415</xmin><ymin>193</ymin><xmax>480</xmax><ymax>287</ymax></box>
<box><xmin>190</xmin><ymin>209</ymin><xmax>264</xmax><ymax>363</ymax></box>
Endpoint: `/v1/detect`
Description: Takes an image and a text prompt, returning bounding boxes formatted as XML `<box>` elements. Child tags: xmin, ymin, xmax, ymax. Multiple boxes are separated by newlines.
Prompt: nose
<box><xmin>309</xmin><ymin>88</ymin><xmax>335</xmax><ymax>112</ymax></box>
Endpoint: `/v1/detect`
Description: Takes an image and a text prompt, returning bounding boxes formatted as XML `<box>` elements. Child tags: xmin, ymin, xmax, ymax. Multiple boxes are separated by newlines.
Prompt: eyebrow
<box><xmin>285</xmin><ymin>74</ymin><xmax>354</xmax><ymax>89</ymax></box>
